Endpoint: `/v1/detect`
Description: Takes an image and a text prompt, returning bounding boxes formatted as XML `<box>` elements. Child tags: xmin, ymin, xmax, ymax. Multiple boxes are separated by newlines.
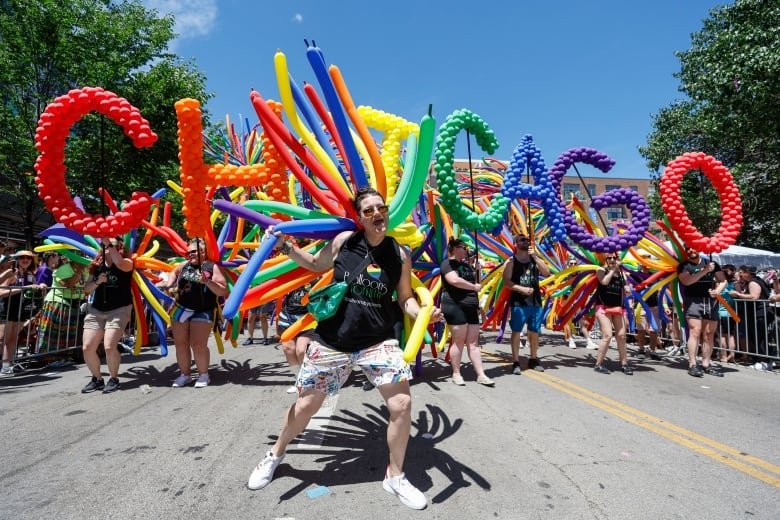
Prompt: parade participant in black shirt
<box><xmin>502</xmin><ymin>234</ymin><xmax>551</xmax><ymax>374</ymax></box>
<box><xmin>593</xmin><ymin>254</ymin><xmax>633</xmax><ymax>375</ymax></box>
<box><xmin>81</xmin><ymin>237</ymin><xmax>134</xmax><ymax>393</ymax></box>
<box><xmin>248</xmin><ymin>186</ymin><xmax>442</xmax><ymax>510</ymax></box>
<box><xmin>677</xmin><ymin>245</ymin><xmax>727</xmax><ymax>377</ymax></box>
<box><xmin>165</xmin><ymin>238</ymin><xmax>227</xmax><ymax>388</ymax></box>
<box><xmin>440</xmin><ymin>237</ymin><xmax>493</xmax><ymax>386</ymax></box>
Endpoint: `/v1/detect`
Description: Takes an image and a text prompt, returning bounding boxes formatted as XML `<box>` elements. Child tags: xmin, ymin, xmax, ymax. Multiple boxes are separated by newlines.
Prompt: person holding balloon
<box><xmin>440</xmin><ymin>237</ymin><xmax>494</xmax><ymax>386</ymax></box>
<box><xmin>165</xmin><ymin>238</ymin><xmax>227</xmax><ymax>388</ymax></box>
<box><xmin>81</xmin><ymin>238</ymin><xmax>134</xmax><ymax>393</ymax></box>
<box><xmin>502</xmin><ymin>234</ymin><xmax>550</xmax><ymax>375</ymax></box>
<box><xmin>593</xmin><ymin>254</ymin><xmax>633</xmax><ymax>375</ymax></box>
<box><xmin>248</xmin><ymin>186</ymin><xmax>442</xmax><ymax>510</ymax></box>
<box><xmin>677</xmin><ymin>246</ymin><xmax>727</xmax><ymax>377</ymax></box>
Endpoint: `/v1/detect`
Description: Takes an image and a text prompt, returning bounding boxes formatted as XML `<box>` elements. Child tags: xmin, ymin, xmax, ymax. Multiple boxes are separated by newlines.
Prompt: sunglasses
<box><xmin>605</xmin><ymin>257</ymin><xmax>617</xmax><ymax>261</ymax></box>
<box><xmin>187</xmin><ymin>250</ymin><xmax>200</xmax><ymax>255</ymax></box>
<box><xmin>18</xmin><ymin>256</ymin><xmax>33</xmax><ymax>260</ymax></box>
<box><xmin>360</xmin><ymin>204</ymin><xmax>389</xmax><ymax>218</ymax></box>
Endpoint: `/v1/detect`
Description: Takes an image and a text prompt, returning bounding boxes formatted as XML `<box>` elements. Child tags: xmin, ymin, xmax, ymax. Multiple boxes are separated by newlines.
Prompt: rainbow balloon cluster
<box><xmin>30</xmin><ymin>43</ymin><xmax>745</xmax><ymax>364</ymax></box>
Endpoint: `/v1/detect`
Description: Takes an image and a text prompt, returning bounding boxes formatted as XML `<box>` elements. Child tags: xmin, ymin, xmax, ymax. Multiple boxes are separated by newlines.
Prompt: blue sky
<box><xmin>144</xmin><ymin>0</ymin><xmax>726</xmax><ymax>180</ymax></box>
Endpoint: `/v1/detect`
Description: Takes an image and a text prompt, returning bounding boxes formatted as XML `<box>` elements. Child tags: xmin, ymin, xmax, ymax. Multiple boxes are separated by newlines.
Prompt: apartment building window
<box><xmin>629</xmin><ymin>185</ymin><xmax>639</xmax><ymax>193</ymax></box>
<box><xmin>563</xmin><ymin>183</ymin><xmax>580</xmax><ymax>200</ymax></box>
<box><xmin>587</xmin><ymin>184</ymin><xmax>596</xmax><ymax>196</ymax></box>
<box><xmin>605</xmin><ymin>184</ymin><xmax>621</xmax><ymax>192</ymax></box>
<box><xmin>606</xmin><ymin>207</ymin><xmax>625</xmax><ymax>220</ymax></box>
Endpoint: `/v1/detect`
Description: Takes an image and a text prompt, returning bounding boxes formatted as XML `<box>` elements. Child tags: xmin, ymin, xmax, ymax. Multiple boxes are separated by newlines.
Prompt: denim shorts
<box><xmin>170</xmin><ymin>302</ymin><xmax>214</xmax><ymax>324</ymax></box>
<box><xmin>509</xmin><ymin>305</ymin><xmax>543</xmax><ymax>333</ymax></box>
<box><xmin>296</xmin><ymin>339</ymin><xmax>412</xmax><ymax>396</ymax></box>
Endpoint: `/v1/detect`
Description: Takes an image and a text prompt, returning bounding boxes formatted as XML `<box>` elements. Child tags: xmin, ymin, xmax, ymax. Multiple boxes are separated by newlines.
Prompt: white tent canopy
<box><xmin>711</xmin><ymin>245</ymin><xmax>780</xmax><ymax>269</ymax></box>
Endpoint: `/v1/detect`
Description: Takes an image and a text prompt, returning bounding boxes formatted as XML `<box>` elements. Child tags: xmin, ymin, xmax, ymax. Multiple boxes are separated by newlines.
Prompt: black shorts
<box><xmin>684</xmin><ymin>297</ymin><xmax>718</xmax><ymax>321</ymax></box>
<box><xmin>441</xmin><ymin>299</ymin><xmax>479</xmax><ymax>325</ymax></box>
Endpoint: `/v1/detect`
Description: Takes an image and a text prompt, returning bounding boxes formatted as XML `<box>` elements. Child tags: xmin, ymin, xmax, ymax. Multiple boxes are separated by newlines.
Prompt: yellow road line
<box><xmin>484</xmin><ymin>354</ymin><xmax>780</xmax><ymax>488</ymax></box>
<box><xmin>536</xmin><ymin>372</ymin><xmax>780</xmax><ymax>477</ymax></box>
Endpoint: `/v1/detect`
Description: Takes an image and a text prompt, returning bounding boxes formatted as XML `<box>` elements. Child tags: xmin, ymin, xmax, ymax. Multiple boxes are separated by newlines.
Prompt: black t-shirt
<box><xmin>283</xmin><ymin>287</ymin><xmax>308</xmax><ymax>316</ymax></box>
<box><xmin>176</xmin><ymin>261</ymin><xmax>218</xmax><ymax>312</ymax></box>
<box><xmin>508</xmin><ymin>257</ymin><xmax>541</xmax><ymax>306</ymax></box>
<box><xmin>92</xmin><ymin>263</ymin><xmax>133</xmax><ymax>311</ymax></box>
<box><xmin>597</xmin><ymin>269</ymin><xmax>625</xmax><ymax>307</ymax></box>
<box><xmin>440</xmin><ymin>258</ymin><xmax>478</xmax><ymax>307</ymax></box>
<box><xmin>678</xmin><ymin>259</ymin><xmax>721</xmax><ymax>299</ymax></box>
<box><xmin>313</xmin><ymin>233</ymin><xmax>403</xmax><ymax>353</ymax></box>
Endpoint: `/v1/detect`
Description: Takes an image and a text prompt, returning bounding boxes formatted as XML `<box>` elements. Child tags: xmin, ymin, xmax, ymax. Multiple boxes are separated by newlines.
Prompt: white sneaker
<box><xmin>194</xmin><ymin>374</ymin><xmax>210</xmax><ymax>388</ymax></box>
<box><xmin>172</xmin><ymin>374</ymin><xmax>192</xmax><ymax>387</ymax></box>
<box><xmin>286</xmin><ymin>385</ymin><xmax>297</xmax><ymax>394</ymax></box>
<box><xmin>382</xmin><ymin>470</ymin><xmax>427</xmax><ymax>510</ymax></box>
<box><xmin>248</xmin><ymin>450</ymin><xmax>285</xmax><ymax>490</ymax></box>
<box><xmin>568</xmin><ymin>338</ymin><xmax>577</xmax><ymax>349</ymax></box>
<box><xmin>586</xmin><ymin>340</ymin><xmax>600</xmax><ymax>350</ymax></box>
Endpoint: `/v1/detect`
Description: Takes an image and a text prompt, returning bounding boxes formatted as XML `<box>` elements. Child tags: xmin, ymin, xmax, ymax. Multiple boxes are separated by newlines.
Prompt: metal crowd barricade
<box><xmin>0</xmin><ymin>284</ymin><xmax>163</xmax><ymax>371</ymax></box>
<box><xmin>0</xmin><ymin>285</ymin><xmax>84</xmax><ymax>368</ymax></box>
<box><xmin>716</xmin><ymin>299</ymin><xmax>779</xmax><ymax>367</ymax></box>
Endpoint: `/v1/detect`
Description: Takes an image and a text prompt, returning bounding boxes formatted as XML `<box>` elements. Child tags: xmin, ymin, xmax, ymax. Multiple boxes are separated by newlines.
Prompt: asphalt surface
<box><xmin>1</xmin><ymin>331</ymin><xmax>778</xmax><ymax>520</ymax></box>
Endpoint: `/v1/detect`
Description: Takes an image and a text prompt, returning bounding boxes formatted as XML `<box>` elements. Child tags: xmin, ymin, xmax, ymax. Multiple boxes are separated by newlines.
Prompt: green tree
<box><xmin>0</xmin><ymin>0</ymin><xmax>211</xmax><ymax>246</ymax></box>
<box><xmin>640</xmin><ymin>0</ymin><xmax>780</xmax><ymax>251</ymax></box>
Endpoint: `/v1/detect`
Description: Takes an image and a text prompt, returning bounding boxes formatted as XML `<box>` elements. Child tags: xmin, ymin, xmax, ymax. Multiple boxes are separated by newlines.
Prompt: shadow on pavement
<box><xmin>265</xmin><ymin>402</ymin><xmax>490</xmax><ymax>504</ymax></box>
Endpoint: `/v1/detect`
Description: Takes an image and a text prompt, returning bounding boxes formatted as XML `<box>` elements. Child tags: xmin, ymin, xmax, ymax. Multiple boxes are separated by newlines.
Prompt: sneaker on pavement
<box><xmin>451</xmin><ymin>373</ymin><xmax>465</xmax><ymax>386</ymax></box>
<box><xmin>194</xmin><ymin>374</ymin><xmax>210</xmax><ymax>388</ymax></box>
<box><xmin>621</xmin><ymin>365</ymin><xmax>634</xmax><ymax>376</ymax></box>
<box><xmin>688</xmin><ymin>365</ymin><xmax>704</xmax><ymax>377</ymax></box>
<box><xmin>247</xmin><ymin>451</ymin><xmax>285</xmax><ymax>490</ymax></box>
<box><xmin>81</xmin><ymin>376</ymin><xmax>105</xmax><ymax>393</ymax></box>
<box><xmin>528</xmin><ymin>358</ymin><xmax>545</xmax><ymax>372</ymax></box>
<box><xmin>511</xmin><ymin>362</ymin><xmax>522</xmax><ymax>375</ymax></box>
<box><xmin>476</xmin><ymin>374</ymin><xmax>495</xmax><ymax>386</ymax></box>
<box><xmin>242</xmin><ymin>338</ymin><xmax>254</xmax><ymax>346</ymax></box>
<box><xmin>286</xmin><ymin>385</ymin><xmax>298</xmax><ymax>394</ymax></box>
<box><xmin>586</xmin><ymin>340</ymin><xmax>600</xmax><ymax>350</ymax></box>
<box><xmin>262</xmin><ymin>338</ymin><xmax>270</xmax><ymax>346</ymax></box>
<box><xmin>635</xmin><ymin>349</ymin><xmax>646</xmax><ymax>359</ymax></box>
<box><xmin>172</xmin><ymin>374</ymin><xmax>193</xmax><ymax>387</ymax></box>
<box><xmin>568</xmin><ymin>339</ymin><xmax>577</xmax><ymax>349</ymax></box>
<box><xmin>593</xmin><ymin>364</ymin><xmax>611</xmax><ymax>374</ymax></box>
<box><xmin>382</xmin><ymin>470</ymin><xmax>427</xmax><ymax>510</ymax></box>
<box><xmin>0</xmin><ymin>366</ymin><xmax>15</xmax><ymax>378</ymax></box>
<box><xmin>102</xmin><ymin>377</ymin><xmax>120</xmax><ymax>393</ymax></box>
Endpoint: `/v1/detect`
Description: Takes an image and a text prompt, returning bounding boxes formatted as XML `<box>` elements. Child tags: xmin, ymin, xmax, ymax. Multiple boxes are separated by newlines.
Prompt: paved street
<box><xmin>1</xmin><ymin>332</ymin><xmax>778</xmax><ymax>520</ymax></box>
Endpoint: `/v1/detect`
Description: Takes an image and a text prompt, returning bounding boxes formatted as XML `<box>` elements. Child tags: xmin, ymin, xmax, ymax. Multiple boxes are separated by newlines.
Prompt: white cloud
<box><xmin>291</xmin><ymin>13</ymin><xmax>303</xmax><ymax>23</ymax></box>
<box><xmin>143</xmin><ymin>0</ymin><xmax>217</xmax><ymax>38</ymax></box>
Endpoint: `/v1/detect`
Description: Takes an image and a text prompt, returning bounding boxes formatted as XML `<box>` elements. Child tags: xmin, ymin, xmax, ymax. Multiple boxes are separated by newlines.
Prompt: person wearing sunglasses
<box><xmin>0</xmin><ymin>250</ymin><xmax>45</xmax><ymax>377</ymax></box>
<box><xmin>249</xmin><ymin>186</ymin><xmax>442</xmax><ymax>510</ymax></box>
<box><xmin>593</xmin><ymin>254</ymin><xmax>633</xmax><ymax>375</ymax></box>
<box><xmin>440</xmin><ymin>237</ymin><xmax>494</xmax><ymax>386</ymax></box>
<box><xmin>502</xmin><ymin>234</ymin><xmax>550</xmax><ymax>374</ymax></box>
<box><xmin>165</xmin><ymin>238</ymin><xmax>227</xmax><ymax>388</ymax></box>
<box><xmin>81</xmin><ymin>238</ymin><xmax>134</xmax><ymax>393</ymax></box>
<box><xmin>677</xmin><ymin>245</ymin><xmax>727</xmax><ymax>377</ymax></box>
